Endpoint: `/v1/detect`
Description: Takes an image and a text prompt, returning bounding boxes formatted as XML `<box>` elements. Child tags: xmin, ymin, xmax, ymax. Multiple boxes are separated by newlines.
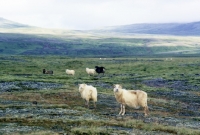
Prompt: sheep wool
<box><xmin>66</xmin><ymin>69</ymin><xmax>75</xmax><ymax>76</ymax></box>
<box><xmin>113</xmin><ymin>84</ymin><xmax>149</xmax><ymax>116</ymax></box>
<box><xmin>79</xmin><ymin>83</ymin><xmax>97</xmax><ymax>108</ymax></box>
<box><xmin>86</xmin><ymin>68</ymin><xmax>96</xmax><ymax>75</ymax></box>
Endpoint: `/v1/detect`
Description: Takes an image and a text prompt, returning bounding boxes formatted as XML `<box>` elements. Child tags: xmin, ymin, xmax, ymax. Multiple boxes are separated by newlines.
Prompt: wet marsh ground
<box><xmin>0</xmin><ymin>56</ymin><xmax>200</xmax><ymax>134</ymax></box>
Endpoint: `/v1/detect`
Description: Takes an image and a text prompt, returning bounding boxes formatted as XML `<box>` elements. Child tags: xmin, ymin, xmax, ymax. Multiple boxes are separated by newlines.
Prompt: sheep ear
<box><xmin>119</xmin><ymin>85</ymin><xmax>122</xmax><ymax>89</ymax></box>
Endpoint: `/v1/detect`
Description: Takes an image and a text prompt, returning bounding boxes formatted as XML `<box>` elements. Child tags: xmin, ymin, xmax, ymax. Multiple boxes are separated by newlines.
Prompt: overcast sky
<box><xmin>0</xmin><ymin>0</ymin><xmax>200</xmax><ymax>30</ymax></box>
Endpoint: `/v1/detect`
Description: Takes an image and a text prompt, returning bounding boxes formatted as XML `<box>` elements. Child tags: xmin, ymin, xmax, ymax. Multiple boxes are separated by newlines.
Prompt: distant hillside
<box><xmin>1</xmin><ymin>32</ymin><xmax>200</xmax><ymax>57</ymax></box>
<box><xmin>0</xmin><ymin>18</ymin><xmax>200</xmax><ymax>57</ymax></box>
<box><xmin>102</xmin><ymin>22</ymin><xmax>200</xmax><ymax>36</ymax></box>
<box><xmin>0</xmin><ymin>17</ymin><xmax>31</xmax><ymax>28</ymax></box>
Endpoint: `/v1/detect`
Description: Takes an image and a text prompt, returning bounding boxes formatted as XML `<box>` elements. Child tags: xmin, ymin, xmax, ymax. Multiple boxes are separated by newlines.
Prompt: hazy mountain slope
<box><xmin>104</xmin><ymin>22</ymin><xmax>200</xmax><ymax>35</ymax></box>
<box><xmin>0</xmin><ymin>18</ymin><xmax>31</xmax><ymax>28</ymax></box>
<box><xmin>0</xmin><ymin>18</ymin><xmax>200</xmax><ymax>57</ymax></box>
<box><xmin>1</xmin><ymin>32</ymin><xmax>200</xmax><ymax>57</ymax></box>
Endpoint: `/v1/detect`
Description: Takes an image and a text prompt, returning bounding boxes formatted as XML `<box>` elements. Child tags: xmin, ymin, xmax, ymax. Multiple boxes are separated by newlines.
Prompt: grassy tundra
<box><xmin>1</xmin><ymin>31</ymin><xmax>200</xmax><ymax>56</ymax></box>
<box><xmin>0</xmin><ymin>55</ymin><xmax>200</xmax><ymax>134</ymax></box>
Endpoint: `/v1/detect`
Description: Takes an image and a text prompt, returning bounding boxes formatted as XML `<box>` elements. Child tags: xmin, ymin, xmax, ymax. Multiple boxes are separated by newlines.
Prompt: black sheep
<box><xmin>43</xmin><ymin>69</ymin><xmax>46</xmax><ymax>74</ymax></box>
<box><xmin>95</xmin><ymin>66</ymin><xmax>105</xmax><ymax>75</ymax></box>
<box><xmin>43</xmin><ymin>69</ymin><xmax>53</xmax><ymax>74</ymax></box>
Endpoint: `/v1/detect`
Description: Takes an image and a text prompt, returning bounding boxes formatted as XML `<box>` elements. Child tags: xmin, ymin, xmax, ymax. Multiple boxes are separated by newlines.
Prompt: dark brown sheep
<box><xmin>43</xmin><ymin>69</ymin><xmax>53</xmax><ymax>74</ymax></box>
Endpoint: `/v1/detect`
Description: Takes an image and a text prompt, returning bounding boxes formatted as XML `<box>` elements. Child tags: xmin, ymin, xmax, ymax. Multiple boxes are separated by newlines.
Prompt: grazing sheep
<box><xmin>86</xmin><ymin>68</ymin><xmax>96</xmax><ymax>76</ymax></box>
<box><xmin>43</xmin><ymin>69</ymin><xmax>53</xmax><ymax>74</ymax></box>
<box><xmin>43</xmin><ymin>69</ymin><xmax>46</xmax><ymax>74</ymax></box>
<box><xmin>95</xmin><ymin>66</ymin><xmax>105</xmax><ymax>75</ymax></box>
<box><xmin>66</xmin><ymin>69</ymin><xmax>75</xmax><ymax>76</ymax></box>
<box><xmin>78</xmin><ymin>83</ymin><xmax>97</xmax><ymax>108</ymax></box>
<box><xmin>113</xmin><ymin>84</ymin><xmax>149</xmax><ymax>116</ymax></box>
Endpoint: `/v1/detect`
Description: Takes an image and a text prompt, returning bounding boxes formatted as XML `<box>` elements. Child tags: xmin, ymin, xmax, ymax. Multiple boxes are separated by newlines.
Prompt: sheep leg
<box><xmin>86</xmin><ymin>100</ymin><xmax>89</xmax><ymax>108</ymax></box>
<box><xmin>144</xmin><ymin>106</ymin><xmax>149</xmax><ymax>116</ymax></box>
<box><xmin>119</xmin><ymin>104</ymin><xmax>126</xmax><ymax>115</ymax></box>
<box><xmin>119</xmin><ymin>104</ymin><xmax>123</xmax><ymax>115</ymax></box>
<box><xmin>84</xmin><ymin>100</ymin><xmax>89</xmax><ymax>108</ymax></box>
<box><xmin>93</xmin><ymin>101</ymin><xmax>96</xmax><ymax>108</ymax></box>
<box><xmin>121</xmin><ymin>105</ymin><xmax>125</xmax><ymax>115</ymax></box>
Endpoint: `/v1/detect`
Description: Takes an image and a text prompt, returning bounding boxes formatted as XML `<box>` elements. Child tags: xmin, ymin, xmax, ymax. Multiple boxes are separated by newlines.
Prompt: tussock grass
<box><xmin>11</xmin><ymin>131</ymin><xmax>59</xmax><ymax>135</ymax></box>
<box><xmin>122</xmin><ymin>120</ymin><xmax>200</xmax><ymax>135</ymax></box>
<box><xmin>0</xmin><ymin>117</ymin><xmax>199</xmax><ymax>135</ymax></box>
<box><xmin>1</xmin><ymin>56</ymin><xmax>200</xmax><ymax>134</ymax></box>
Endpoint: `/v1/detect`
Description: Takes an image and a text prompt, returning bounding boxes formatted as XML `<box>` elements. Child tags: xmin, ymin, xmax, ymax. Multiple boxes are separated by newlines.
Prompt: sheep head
<box><xmin>79</xmin><ymin>83</ymin><xmax>86</xmax><ymax>92</ymax></box>
<box><xmin>113</xmin><ymin>84</ymin><xmax>122</xmax><ymax>93</ymax></box>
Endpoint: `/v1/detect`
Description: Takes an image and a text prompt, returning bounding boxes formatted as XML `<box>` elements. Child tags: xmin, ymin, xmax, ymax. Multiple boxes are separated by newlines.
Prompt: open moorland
<box><xmin>1</xmin><ymin>26</ymin><xmax>200</xmax><ymax>57</ymax></box>
<box><xmin>0</xmin><ymin>55</ymin><xmax>200</xmax><ymax>135</ymax></box>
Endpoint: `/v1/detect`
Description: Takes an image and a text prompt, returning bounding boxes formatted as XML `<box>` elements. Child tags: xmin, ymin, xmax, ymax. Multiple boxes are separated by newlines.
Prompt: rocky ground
<box><xmin>0</xmin><ymin>80</ymin><xmax>200</xmax><ymax>134</ymax></box>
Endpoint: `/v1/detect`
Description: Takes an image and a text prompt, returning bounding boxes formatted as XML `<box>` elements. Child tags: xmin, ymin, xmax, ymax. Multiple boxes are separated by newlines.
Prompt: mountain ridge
<box><xmin>0</xmin><ymin>17</ymin><xmax>200</xmax><ymax>57</ymax></box>
<box><xmin>0</xmin><ymin>17</ymin><xmax>32</xmax><ymax>29</ymax></box>
<box><xmin>1</xmin><ymin>17</ymin><xmax>200</xmax><ymax>35</ymax></box>
<box><xmin>102</xmin><ymin>21</ymin><xmax>200</xmax><ymax>35</ymax></box>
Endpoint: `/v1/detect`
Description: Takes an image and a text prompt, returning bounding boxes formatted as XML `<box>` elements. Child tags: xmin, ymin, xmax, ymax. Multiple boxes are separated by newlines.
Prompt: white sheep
<box><xmin>113</xmin><ymin>84</ymin><xmax>149</xmax><ymax>116</ymax></box>
<box><xmin>78</xmin><ymin>83</ymin><xmax>97</xmax><ymax>108</ymax></box>
<box><xmin>66</xmin><ymin>69</ymin><xmax>75</xmax><ymax>76</ymax></box>
<box><xmin>86</xmin><ymin>68</ymin><xmax>96</xmax><ymax>76</ymax></box>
